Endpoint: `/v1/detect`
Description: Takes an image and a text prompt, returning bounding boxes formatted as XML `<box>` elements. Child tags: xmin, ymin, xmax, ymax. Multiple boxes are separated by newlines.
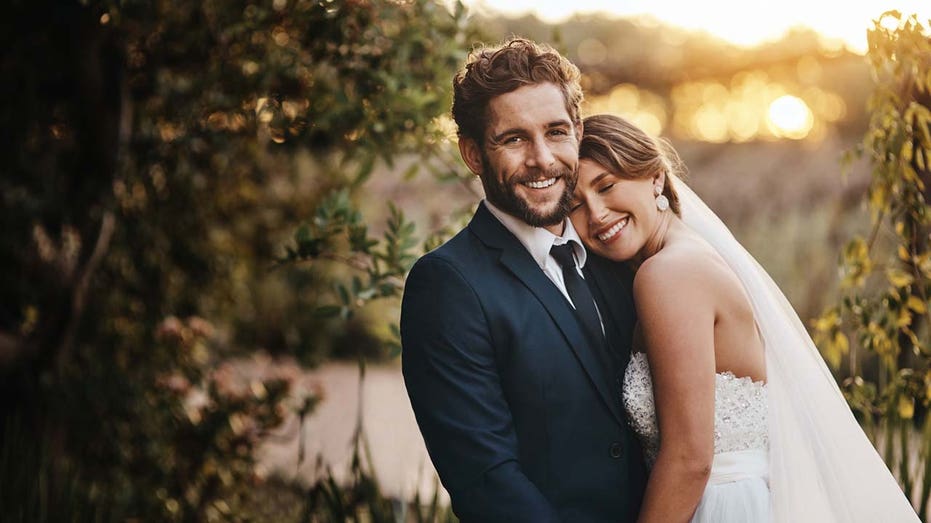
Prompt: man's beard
<box><xmin>481</xmin><ymin>161</ymin><xmax>577</xmax><ymax>228</ymax></box>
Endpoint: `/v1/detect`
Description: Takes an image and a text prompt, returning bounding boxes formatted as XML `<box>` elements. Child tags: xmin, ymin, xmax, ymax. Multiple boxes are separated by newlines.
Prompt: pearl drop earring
<box><xmin>655</xmin><ymin>185</ymin><xmax>669</xmax><ymax>211</ymax></box>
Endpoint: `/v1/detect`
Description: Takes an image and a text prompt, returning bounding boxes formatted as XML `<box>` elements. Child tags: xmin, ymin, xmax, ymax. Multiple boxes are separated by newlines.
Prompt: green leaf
<box><xmin>353</xmin><ymin>154</ymin><xmax>377</xmax><ymax>187</ymax></box>
<box><xmin>337</xmin><ymin>284</ymin><xmax>350</xmax><ymax>305</ymax></box>
<box><xmin>402</xmin><ymin>162</ymin><xmax>420</xmax><ymax>180</ymax></box>
<box><xmin>907</xmin><ymin>295</ymin><xmax>927</xmax><ymax>314</ymax></box>
<box><xmin>898</xmin><ymin>395</ymin><xmax>915</xmax><ymax>420</ymax></box>
<box><xmin>887</xmin><ymin>268</ymin><xmax>914</xmax><ymax>288</ymax></box>
<box><xmin>315</xmin><ymin>305</ymin><xmax>342</xmax><ymax>318</ymax></box>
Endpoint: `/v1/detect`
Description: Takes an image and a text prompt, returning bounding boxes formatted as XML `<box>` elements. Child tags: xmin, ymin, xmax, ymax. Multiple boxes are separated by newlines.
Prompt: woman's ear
<box><xmin>458</xmin><ymin>137</ymin><xmax>484</xmax><ymax>176</ymax></box>
<box><xmin>654</xmin><ymin>169</ymin><xmax>667</xmax><ymax>193</ymax></box>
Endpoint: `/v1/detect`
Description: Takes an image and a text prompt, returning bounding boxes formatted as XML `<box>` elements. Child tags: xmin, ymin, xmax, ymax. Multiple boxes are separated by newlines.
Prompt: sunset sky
<box><xmin>460</xmin><ymin>0</ymin><xmax>930</xmax><ymax>53</ymax></box>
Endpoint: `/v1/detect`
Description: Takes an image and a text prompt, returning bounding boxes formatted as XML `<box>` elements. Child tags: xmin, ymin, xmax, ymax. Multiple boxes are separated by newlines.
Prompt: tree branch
<box><xmin>56</xmin><ymin>211</ymin><xmax>116</xmax><ymax>373</ymax></box>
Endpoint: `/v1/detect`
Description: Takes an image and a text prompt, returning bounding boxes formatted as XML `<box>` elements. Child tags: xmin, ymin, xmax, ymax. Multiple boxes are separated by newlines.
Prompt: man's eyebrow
<box><xmin>488</xmin><ymin>120</ymin><xmax>573</xmax><ymax>144</ymax></box>
<box><xmin>488</xmin><ymin>128</ymin><xmax>522</xmax><ymax>144</ymax></box>
<box><xmin>546</xmin><ymin>119</ymin><xmax>573</xmax><ymax>128</ymax></box>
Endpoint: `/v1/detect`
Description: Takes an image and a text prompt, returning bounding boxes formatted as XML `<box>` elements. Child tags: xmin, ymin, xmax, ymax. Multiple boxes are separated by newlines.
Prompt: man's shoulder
<box><xmin>402</xmin><ymin>224</ymin><xmax>503</xmax><ymax>312</ymax></box>
<box><xmin>409</xmin><ymin>225</ymin><xmax>488</xmax><ymax>279</ymax></box>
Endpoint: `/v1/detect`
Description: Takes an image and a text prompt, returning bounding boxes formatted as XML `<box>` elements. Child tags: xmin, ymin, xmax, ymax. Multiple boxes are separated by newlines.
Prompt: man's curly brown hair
<box><xmin>451</xmin><ymin>38</ymin><xmax>583</xmax><ymax>144</ymax></box>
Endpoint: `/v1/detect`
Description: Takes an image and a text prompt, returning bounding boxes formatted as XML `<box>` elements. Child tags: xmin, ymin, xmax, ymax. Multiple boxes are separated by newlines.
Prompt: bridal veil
<box><xmin>672</xmin><ymin>175</ymin><xmax>920</xmax><ymax>522</ymax></box>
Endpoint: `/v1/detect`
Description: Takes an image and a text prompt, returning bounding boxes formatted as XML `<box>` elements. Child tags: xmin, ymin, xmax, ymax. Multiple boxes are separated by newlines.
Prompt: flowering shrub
<box><xmin>112</xmin><ymin>316</ymin><xmax>321</xmax><ymax>521</ymax></box>
<box><xmin>0</xmin><ymin>0</ymin><xmax>472</xmax><ymax>519</ymax></box>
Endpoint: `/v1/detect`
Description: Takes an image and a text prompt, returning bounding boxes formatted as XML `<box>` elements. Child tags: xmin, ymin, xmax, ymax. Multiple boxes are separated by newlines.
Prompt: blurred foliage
<box><xmin>306</xmin><ymin>468</ymin><xmax>456</xmax><ymax>523</ymax></box>
<box><xmin>812</xmin><ymin>11</ymin><xmax>931</xmax><ymax>518</ymax></box>
<box><xmin>303</xmin><ymin>408</ymin><xmax>458</xmax><ymax>523</ymax></box>
<box><xmin>0</xmin><ymin>0</ymin><xmax>474</xmax><ymax>520</ymax></box>
<box><xmin>280</xmin><ymin>191</ymin><xmax>420</xmax><ymax>355</ymax></box>
<box><xmin>7</xmin><ymin>0</ymin><xmax>889</xmax><ymax>519</ymax></box>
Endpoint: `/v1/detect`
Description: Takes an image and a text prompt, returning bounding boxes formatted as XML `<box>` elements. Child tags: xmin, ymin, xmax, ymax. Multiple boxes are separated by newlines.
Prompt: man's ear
<box><xmin>458</xmin><ymin>137</ymin><xmax>485</xmax><ymax>176</ymax></box>
<box><xmin>574</xmin><ymin>119</ymin><xmax>583</xmax><ymax>144</ymax></box>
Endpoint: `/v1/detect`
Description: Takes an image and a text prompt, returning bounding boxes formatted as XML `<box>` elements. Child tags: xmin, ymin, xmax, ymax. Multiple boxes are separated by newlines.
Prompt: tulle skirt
<box><xmin>692</xmin><ymin>449</ymin><xmax>770</xmax><ymax>523</ymax></box>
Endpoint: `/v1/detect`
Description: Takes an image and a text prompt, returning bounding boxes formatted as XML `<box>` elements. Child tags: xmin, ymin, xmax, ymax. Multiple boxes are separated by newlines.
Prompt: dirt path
<box><xmin>257</xmin><ymin>361</ymin><xmax>447</xmax><ymax>502</ymax></box>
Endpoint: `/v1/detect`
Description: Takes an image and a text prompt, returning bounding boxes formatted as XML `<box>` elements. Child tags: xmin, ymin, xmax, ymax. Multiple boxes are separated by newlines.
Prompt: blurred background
<box><xmin>2</xmin><ymin>0</ymin><xmax>930</xmax><ymax>521</ymax></box>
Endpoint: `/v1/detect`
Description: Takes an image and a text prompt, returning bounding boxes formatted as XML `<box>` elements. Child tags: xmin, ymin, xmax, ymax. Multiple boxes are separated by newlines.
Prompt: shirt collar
<box><xmin>483</xmin><ymin>199</ymin><xmax>588</xmax><ymax>270</ymax></box>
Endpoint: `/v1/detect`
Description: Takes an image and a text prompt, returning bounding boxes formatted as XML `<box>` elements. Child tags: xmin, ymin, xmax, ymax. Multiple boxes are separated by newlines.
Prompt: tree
<box><xmin>0</xmin><ymin>0</ymin><xmax>474</xmax><ymax>520</ymax></box>
<box><xmin>813</xmin><ymin>11</ymin><xmax>931</xmax><ymax>518</ymax></box>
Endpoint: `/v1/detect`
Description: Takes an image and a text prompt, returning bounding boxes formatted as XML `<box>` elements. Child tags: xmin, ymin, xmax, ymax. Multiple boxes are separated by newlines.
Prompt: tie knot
<box><xmin>550</xmin><ymin>243</ymin><xmax>577</xmax><ymax>269</ymax></box>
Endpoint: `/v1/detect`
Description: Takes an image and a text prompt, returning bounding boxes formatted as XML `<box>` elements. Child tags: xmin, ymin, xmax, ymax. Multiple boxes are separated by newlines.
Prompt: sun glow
<box><xmin>585</xmin><ymin>74</ymin><xmax>843</xmax><ymax>142</ymax></box>
<box><xmin>454</xmin><ymin>1</ymin><xmax>908</xmax><ymax>142</ymax></box>
<box><xmin>584</xmin><ymin>84</ymin><xmax>667</xmax><ymax>138</ymax></box>
<box><xmin>767</xmin><ymin>95</ymin><xmax>815</xmax><ymax>140</ymax></box>
<box><xmin>460</xmin><ymin>0</ymin><xmax>931</xmax><ymax>53</ymax></box>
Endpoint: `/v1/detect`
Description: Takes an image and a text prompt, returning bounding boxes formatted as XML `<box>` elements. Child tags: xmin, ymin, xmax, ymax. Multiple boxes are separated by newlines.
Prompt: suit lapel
<box><xmin>469</xmin><ymin>204</ymin><xmax>625</xmax><ymax>426</ymax></box>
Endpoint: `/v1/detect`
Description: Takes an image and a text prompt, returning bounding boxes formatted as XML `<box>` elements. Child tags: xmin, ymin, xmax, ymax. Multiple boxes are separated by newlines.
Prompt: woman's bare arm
<box><xmin>632</xmin><ymin>251</ymin><xmax>717</xmax><ymax>523</ymax></box>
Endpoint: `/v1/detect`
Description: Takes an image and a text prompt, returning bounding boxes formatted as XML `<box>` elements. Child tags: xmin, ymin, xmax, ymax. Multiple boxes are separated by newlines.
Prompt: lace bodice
<box><xmin>622</xmin><ymin>352</ymin><xmax>768</xmax><ymax>466</ymax></box>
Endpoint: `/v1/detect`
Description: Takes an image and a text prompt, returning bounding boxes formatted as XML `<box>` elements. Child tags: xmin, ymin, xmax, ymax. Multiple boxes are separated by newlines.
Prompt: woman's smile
<box><xmin>594</xmin><ymin>216</ymin><xmax>630</xmax><ymax>243</ymax></box>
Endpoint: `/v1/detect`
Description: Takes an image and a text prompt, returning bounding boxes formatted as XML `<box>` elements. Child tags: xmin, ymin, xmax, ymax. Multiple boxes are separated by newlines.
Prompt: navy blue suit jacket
<box><xmin>401</xmin><ymin>203</ymin><xmax>648</xmax><ymax>522</ymax></box>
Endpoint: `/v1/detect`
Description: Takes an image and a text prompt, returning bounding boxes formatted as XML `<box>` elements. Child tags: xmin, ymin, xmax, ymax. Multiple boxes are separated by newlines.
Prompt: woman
<box><xmin>570</xmin><ymin>114</ymin><xmax>920</xmax><ymax>522</ymax></box>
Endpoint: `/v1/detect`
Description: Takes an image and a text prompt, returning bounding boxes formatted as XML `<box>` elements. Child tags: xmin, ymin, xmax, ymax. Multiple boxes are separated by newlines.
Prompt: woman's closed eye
<box><xmin>597</xmin><ymin>183</ymin><xmax>615</xmax><ymax>194</ymax></box>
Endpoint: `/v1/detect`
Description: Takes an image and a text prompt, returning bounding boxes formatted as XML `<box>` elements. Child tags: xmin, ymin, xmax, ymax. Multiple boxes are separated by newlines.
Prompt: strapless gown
<box><xmin>622</xmin><ymin>352</ymin><xmax>770</xmax><ymax>522</ymax></box>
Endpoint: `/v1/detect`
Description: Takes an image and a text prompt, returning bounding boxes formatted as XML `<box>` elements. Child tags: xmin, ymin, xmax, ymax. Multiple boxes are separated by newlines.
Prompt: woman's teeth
<box><xmin>524</xmin><ymin>177</ymin><xmax>557</xmax><ymax>189</ymax></box>
<box><xmin>598</xmin><ymin>217</ymin><xmax>629</xmax><ymax>242</ymax></box>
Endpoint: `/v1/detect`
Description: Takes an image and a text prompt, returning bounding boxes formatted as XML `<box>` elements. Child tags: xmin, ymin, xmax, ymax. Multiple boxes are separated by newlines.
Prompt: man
<box><xmin>401</xmin><ymin>38</ymin><xmax>647</xmax><ymax>522</ymax></box>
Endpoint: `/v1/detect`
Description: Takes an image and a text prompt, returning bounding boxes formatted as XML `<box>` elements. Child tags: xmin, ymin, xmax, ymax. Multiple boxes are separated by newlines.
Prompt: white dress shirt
<box><xmin>484</xmin><ymin>199</ymin><xmax>589</xmax><ymax>309</ymax></box>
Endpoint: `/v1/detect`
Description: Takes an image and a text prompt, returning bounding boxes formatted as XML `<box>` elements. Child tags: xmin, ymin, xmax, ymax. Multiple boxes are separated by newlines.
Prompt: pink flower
<box><xmin>156</xmin><ymin>373</ymin><xmax>191</xmax><ymax>394</ymax></box>
<box><xmin>187</xmin><ymin>316</ymin><xmax>215</xmax><ymax>338</ymax></box>
<box><xmin>156</xmin><ymin>316</ymin><xmax>185</xmax><ymax>342</ymax></box>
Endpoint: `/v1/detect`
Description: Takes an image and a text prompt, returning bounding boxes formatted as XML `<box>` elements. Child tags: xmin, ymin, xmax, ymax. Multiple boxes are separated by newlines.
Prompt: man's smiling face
<box><xmin>461</xmin><ymin>82</ymin><xmax>582</xmax><ymax>234</ymax></box>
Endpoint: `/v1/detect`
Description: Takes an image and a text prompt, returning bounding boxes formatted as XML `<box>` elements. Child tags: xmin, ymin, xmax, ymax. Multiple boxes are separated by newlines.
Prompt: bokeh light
<box><xmin>460</xmin><ymin>0</ymin><xmax>931</xmax><ymax>53</ymax></box>
<box><xmin>767</xmin><ymin>95</ymin><xmax>815</xmax><ymax>140</ymax></box>
<box><xmin>584</xmin><ymin>83</ymin><xmax>667</xmax><ymax>137</ymax></box>
<box><xmin>585</xmin><ymin>71</ymin><xmax>844</xmax><ymax>143</ymax></box>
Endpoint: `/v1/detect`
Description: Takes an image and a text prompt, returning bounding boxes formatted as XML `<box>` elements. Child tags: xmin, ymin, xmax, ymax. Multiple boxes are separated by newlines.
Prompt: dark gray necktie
<box><xmin>550</xmin><ymin>243</ymin><xmax>604</xmax><ymax>346</ymax></box>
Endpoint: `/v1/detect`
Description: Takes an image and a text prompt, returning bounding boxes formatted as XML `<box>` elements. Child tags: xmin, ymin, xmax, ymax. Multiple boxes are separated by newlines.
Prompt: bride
<box><xmin>569</xmin><ymin>114</ymin><xmax>920</xmax><ymax>522</ymax></box>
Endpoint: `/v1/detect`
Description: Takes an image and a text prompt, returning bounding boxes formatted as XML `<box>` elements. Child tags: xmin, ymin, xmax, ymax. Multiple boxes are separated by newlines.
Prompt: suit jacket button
<box><xmin>609</xmin><ymin>442</ymin><xmax>623</xmax><ymax>458</ymax></box>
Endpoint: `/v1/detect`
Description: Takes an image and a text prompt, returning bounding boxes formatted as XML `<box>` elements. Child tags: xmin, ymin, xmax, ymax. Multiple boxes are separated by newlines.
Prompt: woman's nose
<box><xmin>588</xmin><ymin>200</ymin><xmax>608</xmax><ymax>225</ymax></box>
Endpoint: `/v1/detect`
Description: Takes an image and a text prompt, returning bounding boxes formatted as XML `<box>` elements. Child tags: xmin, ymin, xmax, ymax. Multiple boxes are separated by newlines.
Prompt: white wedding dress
<box><xmin>623</xmin><ymin>351</ymin><xmax>770</xmax><ymax>522</ymax></box>
<box><xmin>617</xmin><ymin>175</ymin><xmax>920</xmax><ymax>522</ymax></box>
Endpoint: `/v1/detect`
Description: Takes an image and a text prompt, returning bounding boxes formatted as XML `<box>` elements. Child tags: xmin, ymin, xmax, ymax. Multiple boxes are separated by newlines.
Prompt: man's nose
<box><xmin>525</xmin><ymin>138</ymin><xmax>556</xmax><ymax>169</ymax></box>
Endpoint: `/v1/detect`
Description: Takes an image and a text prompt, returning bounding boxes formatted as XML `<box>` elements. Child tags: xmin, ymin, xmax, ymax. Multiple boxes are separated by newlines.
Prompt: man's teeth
<box><xmin>598</xmin><ymin>218</ymin><xmax>628</xmax><ymax>242</ymax></box>
<box><xmin>524</xmin><ymin>178</ymin><xmax>557</xmax><ymax>189</ymax></box>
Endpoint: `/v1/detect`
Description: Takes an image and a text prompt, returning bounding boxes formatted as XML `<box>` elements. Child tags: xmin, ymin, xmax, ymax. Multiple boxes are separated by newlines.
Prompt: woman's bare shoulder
<box><xmin>633</xmin><ymin>237</ymin><xmax>721</xmax><ymax>297</ymax></box>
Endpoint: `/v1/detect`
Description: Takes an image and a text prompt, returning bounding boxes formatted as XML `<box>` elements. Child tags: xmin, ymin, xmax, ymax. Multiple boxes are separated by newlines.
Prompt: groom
<box><xmin>401</xmin><ymin>38</ymin><xmax>647</xmax><ymax>522</ymax></box>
